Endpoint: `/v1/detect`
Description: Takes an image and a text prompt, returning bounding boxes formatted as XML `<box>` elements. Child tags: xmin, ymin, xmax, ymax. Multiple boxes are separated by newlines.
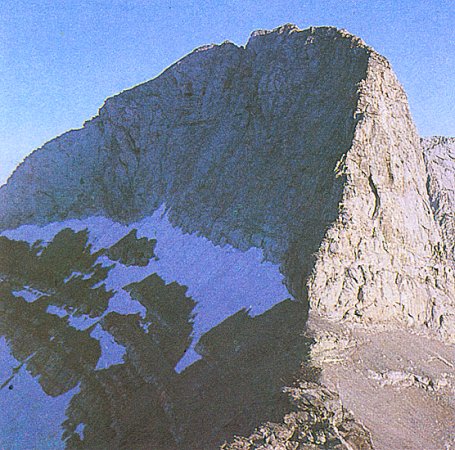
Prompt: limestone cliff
<box><xmin>422</xmin><ymin>137</ymin><xmax>455</xmax><ymax>265</ymax></box>
<box><xmin>308</xmin><ymin>54</ymin><xmax>455</xmax><ymax>340</ymax></box>
<box><xmin>0</xmin><ymin>24</ymin><xmax>453</xmax><ymax>340</ymax></box>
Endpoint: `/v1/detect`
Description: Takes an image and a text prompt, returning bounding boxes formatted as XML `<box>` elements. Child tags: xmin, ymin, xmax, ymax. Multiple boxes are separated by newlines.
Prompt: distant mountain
<box><xmin>422</xmin><ymin>136</ymin><xmax>455</xmax><ymax>265</ymax></box>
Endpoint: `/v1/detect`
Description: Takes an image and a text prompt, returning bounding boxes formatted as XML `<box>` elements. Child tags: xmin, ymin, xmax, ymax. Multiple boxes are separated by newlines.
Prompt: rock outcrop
<box><xmin>422</xmin><ymin>136</ymin><xmax>455</xmax><ymax>265</ymax></box>
<box><xmin>222</xmin><ymin>381</ymin><xmax>374</xmax><ymax>450</ymax></box>
<box><xmin>307</xmin><ymin>54</ymin><xmax>455</xmax><ymax>340</ymax></box>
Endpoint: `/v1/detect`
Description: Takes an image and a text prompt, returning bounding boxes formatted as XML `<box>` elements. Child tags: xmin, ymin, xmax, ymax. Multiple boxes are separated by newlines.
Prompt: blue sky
<box><xmin>1</xmin><ymin>0</ymin><xmax>454</xmax><ymax>184</ymax></box>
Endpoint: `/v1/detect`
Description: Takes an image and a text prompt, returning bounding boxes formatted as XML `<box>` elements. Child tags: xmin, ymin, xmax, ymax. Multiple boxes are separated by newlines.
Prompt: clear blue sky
<box><xmin>1</xmin><ymin>0</ymin><xmax>454</xmax><ymax>184</ymax></box>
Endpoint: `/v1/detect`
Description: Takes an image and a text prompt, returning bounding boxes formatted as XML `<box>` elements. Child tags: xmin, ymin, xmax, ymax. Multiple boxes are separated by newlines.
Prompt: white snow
<box><xmin>12</xmin><ymin>287</ymin><xmax>45</xmax><ymax>303</ymax></box>
<box><xmin>2</xmin><ymin>206</ymin><xmax>291</xmax><ymax>372</ymax></box>
<box><xmin>90</xmin><ymin>324</ymin><xmax>126</xmax><ymax>369</ymax></box>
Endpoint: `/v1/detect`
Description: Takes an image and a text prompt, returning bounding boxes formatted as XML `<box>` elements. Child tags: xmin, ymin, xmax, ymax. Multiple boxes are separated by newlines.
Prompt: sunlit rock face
<box><xmin>422</xmin><ymin>137</ymin><xmax>455</xmax><ymax>265</ymax></box>
<box><xmin>306</xmin><ymin>53</ymin><xmax>454</xmax><ymax>338</ymax></box>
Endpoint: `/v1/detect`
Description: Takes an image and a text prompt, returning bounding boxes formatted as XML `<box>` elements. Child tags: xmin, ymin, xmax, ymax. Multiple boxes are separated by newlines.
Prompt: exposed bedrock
<box><xmin>0</xmin><ymin>24</ymin><xmax>453</xmax><ymax>339</ymax></box>
<box><xmin>422</xmin><ymin>137</ymin><xmax>455</xmax><ymax>266</ymax></box>
<box><xmin>307</xmin><ymin>54</ymin><xmax>455</xmax><ymax>339</ymax></box>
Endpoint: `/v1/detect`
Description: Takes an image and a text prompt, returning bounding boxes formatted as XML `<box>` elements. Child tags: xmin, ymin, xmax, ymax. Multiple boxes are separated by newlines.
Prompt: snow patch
<box><xmin>2</xmin><ymin>206</ymin><xmax>291</xmax><ymax>372</ymax></box>
<box><xmin>90</xmin><ymin>324</ymin><xmax>126</xmax><ymax>369</ymax></box>
<box><xmin>12</xmin><ymin>287</ymin><xmax>46</xmax><ymax>303</ymax></box>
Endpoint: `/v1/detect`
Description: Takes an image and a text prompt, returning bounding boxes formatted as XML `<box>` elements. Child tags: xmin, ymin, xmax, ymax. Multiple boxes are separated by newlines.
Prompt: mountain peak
<box><xmin>0</xmin><ymin>24</ymin><xmax>453</xmax><ymax>341</ymax></box>
<box><xmin>1</xmin><ymin>24</ymin><xmax>454</xmax><ymax>449</ymax></box>
<box><xmin>249</xmin><ymin>22</ymin><xmax>301</xmax><ymax>38</ymax></box>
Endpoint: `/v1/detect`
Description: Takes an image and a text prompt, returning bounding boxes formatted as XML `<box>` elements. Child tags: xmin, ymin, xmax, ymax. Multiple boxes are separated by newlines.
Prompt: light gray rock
<box><xmin>422</xmin><ymin>136</ymin><xmax>455</xmax><ymax>265</ymax></box>
<box><xmin>308</xmin><ymin>52</ymin><xmax>455</xmax><ymax>341</ymax></box>
<box><xmin>222</xmin><ymin>381</ymin><xmax>373</xmax><ymax>449</ymax></box>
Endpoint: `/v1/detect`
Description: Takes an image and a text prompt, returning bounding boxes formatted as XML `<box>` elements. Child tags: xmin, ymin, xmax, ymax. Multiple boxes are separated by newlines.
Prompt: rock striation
<box><xmin>1</xmin><ymin>24</ymin><xmax>453</xmax><ymax>341</ymax></box>
<box><xmin>307</xmin><ymin>55</ymin><xmax>455</xmax><ymax>339</ymax></box>
<box><xmin>422</xmin><ymin>137</ymin><xmax>455</xmax><ymax>265</ymax></box>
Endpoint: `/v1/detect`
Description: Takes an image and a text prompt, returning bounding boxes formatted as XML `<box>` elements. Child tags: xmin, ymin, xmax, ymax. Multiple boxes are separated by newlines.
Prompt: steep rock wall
<box><xmin>309</xmin><ymin>53</ymin><xmax>454</xmax><ymax>339</ymax></box>
<box><xmin>422</xmin><ymin>136</ymin><xmax>455</xmax><ymax>265</ymax></box>
<box><xmin>0</xmin><ymin>25</ymin><xmax>370</xmax><ymax>291</ymax></box>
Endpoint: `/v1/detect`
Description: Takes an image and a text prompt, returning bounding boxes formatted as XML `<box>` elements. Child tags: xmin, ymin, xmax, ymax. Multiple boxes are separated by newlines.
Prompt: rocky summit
<box><xmin>0</xmin><ymin>24</ymin><xmax>453</xmax><ymax>449</ymax></box>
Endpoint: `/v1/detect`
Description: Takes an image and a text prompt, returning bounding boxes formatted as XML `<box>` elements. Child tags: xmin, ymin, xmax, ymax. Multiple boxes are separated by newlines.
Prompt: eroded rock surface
<box><xmin>422</xmin><ymin>136</ymin><xmax>455</xmax><ymax>265</ymax></box>
<box><xmin>222</xmin><ymin>380</ymin><xmax>374</xmax><ymax>450</ymax></box>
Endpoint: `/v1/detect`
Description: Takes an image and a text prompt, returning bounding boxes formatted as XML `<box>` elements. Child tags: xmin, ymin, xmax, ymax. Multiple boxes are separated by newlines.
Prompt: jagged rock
<box><xmin>422</xmin><ymin>136</ymin><xmax>455</xmax><ymax>265</ymax></box>
<box><xmin>306</xmin><ymin>53</ymin><xmax>454</xmax><ymax>339</ymax></box>
<box><xmin>222</xmin><ymin>381</ymin><xmax>373</xmax><ymax>450</ymax></box>
<box><xmin>106</xmin><ymin>228</ymin><xmax>157</xmax><ymax>266</ymax></box>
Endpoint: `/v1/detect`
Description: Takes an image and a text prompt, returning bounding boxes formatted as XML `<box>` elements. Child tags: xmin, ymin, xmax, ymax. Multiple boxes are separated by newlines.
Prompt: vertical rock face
<box><xmin>0</xmin><ymin>24</ymin><xmax>453</xmax><ymax>340</ymax></box>
<box><xmin>308</xmin><ymin>54</ymin><xmax>455</xmax><ymax>339</ymax></box>
<box><xmin>0</xmin><ymin>25</ymin><xmax>369</xmax><ymax>272</ymax></box>
<box><xmin>422</xmin><ymin>137</ymin><xmax>455</xmax><ymax>265</ymax></box>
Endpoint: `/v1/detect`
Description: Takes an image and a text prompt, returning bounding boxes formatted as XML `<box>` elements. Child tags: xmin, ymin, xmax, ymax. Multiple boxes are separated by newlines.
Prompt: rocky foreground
<box><xmin>0</xmin><ymin>24</ymin><xmax>453</xmax><ymax>449</ymax></box>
